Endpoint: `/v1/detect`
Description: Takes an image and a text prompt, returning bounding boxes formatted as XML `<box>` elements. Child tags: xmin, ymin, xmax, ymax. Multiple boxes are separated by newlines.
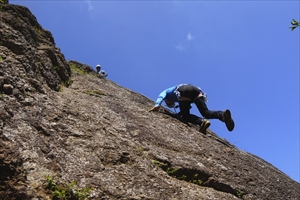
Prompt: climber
<box><xmin>149</xmin><ymin>84</ymin><xmax>235</xmax><ymax>132</ymax></box>
<box><xmin>96</xmin><ymin>64</ymin><xmax>108</xmax><ymax>77</ymax></box>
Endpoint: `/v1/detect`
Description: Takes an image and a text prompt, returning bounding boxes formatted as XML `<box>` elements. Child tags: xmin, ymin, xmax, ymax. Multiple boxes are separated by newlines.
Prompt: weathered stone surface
<box><xmin>0</xmin><ymin>3</ymin><xmax>71</xmax><ymax>93</ymax></box>
<box><xmin>0</xmin><ymin>0</ymin><xmax>9</xmax><ymax>4</ymax></box>
<box><xmin>0</xmin><ymin>3</ymin><xmax>299</xmax><ymax>200</ymax></box>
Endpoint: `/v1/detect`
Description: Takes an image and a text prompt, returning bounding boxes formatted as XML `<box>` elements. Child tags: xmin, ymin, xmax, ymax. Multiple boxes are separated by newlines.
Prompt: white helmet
<box><xmin>96</xmin><ymin>64</ymin><xmax>101</xmax><ymax>68</ymax></box>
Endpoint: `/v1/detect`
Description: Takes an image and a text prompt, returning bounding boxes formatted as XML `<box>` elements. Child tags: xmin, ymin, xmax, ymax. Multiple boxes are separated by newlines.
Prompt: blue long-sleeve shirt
<box><xmin>99</xmin><ymin>70</ymin><xmax>108</xmax><ymax>77</ymax></box>
<box><xmin>154</xmin><ymin>85</ymin><xmax>179</xmax><ymax>106</ymax></box>
<box><xmin>155</xmin><ymin>84</ymin><xmax>207</xmax><ymax>107</ymax></box>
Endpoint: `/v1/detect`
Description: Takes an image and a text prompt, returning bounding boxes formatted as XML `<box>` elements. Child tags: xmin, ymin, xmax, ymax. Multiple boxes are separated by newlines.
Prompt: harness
<box><xmin>175</xmin><ymin>84</ymin><xmax>208</xmax><ymax>102</ymax></box>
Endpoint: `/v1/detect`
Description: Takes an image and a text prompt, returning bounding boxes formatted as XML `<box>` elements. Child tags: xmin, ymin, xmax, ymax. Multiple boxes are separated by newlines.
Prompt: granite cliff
<box><xmin>0</xmin><ymin>2</ymin><xmax>299</xmax><ymax>200</ymax></box>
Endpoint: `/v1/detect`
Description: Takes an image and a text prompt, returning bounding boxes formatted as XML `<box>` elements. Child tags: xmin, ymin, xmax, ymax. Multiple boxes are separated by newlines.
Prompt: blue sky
<box><xmin>11</xmin><ymin>1</ymin><xmax>299</xmax><ymax>183</ymax></box>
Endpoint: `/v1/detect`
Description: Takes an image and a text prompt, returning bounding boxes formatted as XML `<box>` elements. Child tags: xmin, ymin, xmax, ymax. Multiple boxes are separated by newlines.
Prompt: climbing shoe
<box><xmin>223</xmin><ymin>109</ymin><xmax>235</xmax><ymax>131</ymax></box>
<box><xmin>199</xmin><ymin>119</ymin><xmax>211</xmax><ymax>133</ymax></box>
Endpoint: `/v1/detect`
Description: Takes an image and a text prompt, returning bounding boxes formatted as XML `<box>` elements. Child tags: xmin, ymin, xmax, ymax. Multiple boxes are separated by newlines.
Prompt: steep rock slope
<box><xmin>0</xmin><ymin>2</ymin><xmax>299</xmax><ymax>200</ymax></box>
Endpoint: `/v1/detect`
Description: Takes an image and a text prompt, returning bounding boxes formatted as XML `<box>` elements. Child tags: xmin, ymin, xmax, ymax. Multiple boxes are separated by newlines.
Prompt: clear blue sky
<box><xmin>11</xmin><ymin>1</ymin><xmax>299</xmax><ymax>183</ymax></box>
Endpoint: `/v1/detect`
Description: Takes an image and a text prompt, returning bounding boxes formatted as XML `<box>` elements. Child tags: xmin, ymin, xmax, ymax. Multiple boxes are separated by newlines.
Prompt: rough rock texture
<box><xmin>0</xmin><ymin>0</ymin><xmax>9</xmax><ymax>5</ymax></box>
<box><xmin>0</xmin><ymin>3</ymin><xmax>299</xmax><ymax>200</ymax></box>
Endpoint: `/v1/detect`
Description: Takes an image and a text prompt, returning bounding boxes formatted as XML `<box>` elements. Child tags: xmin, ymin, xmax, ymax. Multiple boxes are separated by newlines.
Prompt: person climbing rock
<box><xmin>96</xmin><ymin>64</ymin><xmax>108</xmax><ymax>77</ymax></box>
<box><xmin>149</xmin><ymin>84</ymin><xmax>235</xmax><ymax>132</ymax></box>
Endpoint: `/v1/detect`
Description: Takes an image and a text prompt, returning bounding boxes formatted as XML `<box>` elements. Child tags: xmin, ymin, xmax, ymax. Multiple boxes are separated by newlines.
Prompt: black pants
<box><xmin>177</xmin><ymin>85</ymin><xmax>223</xmax><ymax>124</ymax></box>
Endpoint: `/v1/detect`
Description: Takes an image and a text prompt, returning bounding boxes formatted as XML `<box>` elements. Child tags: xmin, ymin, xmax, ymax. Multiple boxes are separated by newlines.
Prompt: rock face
<box><xmin>0</xmin><ymin>0</ymin><xmax>9</xmax><ymax>4</ymax></box>
<box><xmin>0</xmin><ymin>3</ymin><xmax>299</xmax><ymax>200</ymax></box>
